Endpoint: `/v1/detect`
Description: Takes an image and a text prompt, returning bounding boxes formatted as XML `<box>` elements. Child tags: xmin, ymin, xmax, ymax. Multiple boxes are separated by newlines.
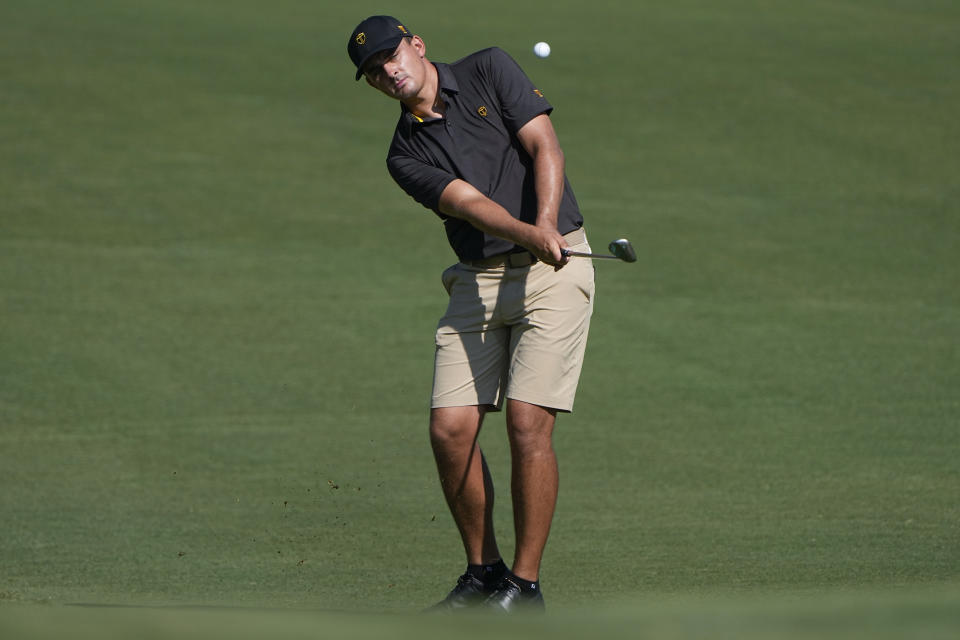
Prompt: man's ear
<box><xmin>410</xmin><ymin>35</ymin><xmax>426</xmax><ymax>58</ymax></box>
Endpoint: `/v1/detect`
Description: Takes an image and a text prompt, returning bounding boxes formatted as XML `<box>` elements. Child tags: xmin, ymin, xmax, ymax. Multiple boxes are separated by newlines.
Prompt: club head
<box><xmin>608</xmin><ymin>239</ymin><xmax>637</xmax><ymax>263</ymax></box>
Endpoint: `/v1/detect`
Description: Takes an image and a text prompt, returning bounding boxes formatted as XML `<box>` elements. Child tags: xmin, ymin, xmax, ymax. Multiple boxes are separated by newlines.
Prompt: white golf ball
<box><xmin>533</xmin><ymin>41</ymin><xmax>551</xmax><ymax>58</ymax></box>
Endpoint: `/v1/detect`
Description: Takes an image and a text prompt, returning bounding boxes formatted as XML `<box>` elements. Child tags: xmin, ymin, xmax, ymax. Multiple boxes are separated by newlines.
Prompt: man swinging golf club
<box><xmin>348</xmin><ymin>16</ymin><xmax>600</xmax><ymax>613</ymax></box>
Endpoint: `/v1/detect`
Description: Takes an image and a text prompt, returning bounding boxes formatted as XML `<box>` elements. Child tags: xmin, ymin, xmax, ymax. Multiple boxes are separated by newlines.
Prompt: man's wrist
<box><xmin>535</xmin><ymin>214</ymin><xmax>559</xmax><ymax>231</ymax></box>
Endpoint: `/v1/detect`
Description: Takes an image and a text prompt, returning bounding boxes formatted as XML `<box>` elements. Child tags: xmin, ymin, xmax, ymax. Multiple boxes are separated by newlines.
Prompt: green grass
<box><xmin>1</xmin><ymin>0</ymin><xmax>958</xmax><ymax>635</ymax></box>
<box><xmin>2</xmin><ymin>587</ymin><xmax>960</xmax><ymax>640</ymax></box>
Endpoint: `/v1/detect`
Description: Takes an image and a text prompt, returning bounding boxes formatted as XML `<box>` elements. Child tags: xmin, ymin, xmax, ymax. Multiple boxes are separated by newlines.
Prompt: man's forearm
<box><xmin>531</xmin><ymin>144</ymin><xmax>564</xmax><ymax>230</ymax></box>
<box><xmin>438</xmin><ymin>179</ymin><xmax>538</xmax><ymax>250</ymax></box>
<box><xmin>516</xmin><ymin>114</ymin><xmax>566</xmax><ymax>231</ymax></box>
<box><xmin>437</xmin><ymin>178</ymin><xmax>566</xmax><ymax>265</ymax></box>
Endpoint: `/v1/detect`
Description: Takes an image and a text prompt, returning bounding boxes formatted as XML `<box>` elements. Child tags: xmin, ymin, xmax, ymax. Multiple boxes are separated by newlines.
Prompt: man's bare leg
<box><xmin>505</xmin><ymin>399</ymin><xmax>558</xmax><ymax>582</ymax></box>
<box><xmin>429</xmin><ymin>405</ymin><xmax>501</xmax><ymax>565</ymax></box>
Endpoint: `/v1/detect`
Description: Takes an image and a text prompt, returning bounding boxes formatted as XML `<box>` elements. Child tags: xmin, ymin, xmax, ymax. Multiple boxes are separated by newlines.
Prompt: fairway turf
<box><xmin>1</xmin><ymin>0</ymin><xmax>958</xmax><ymax>630</ymax></box>
<box><xmin>2</xmin><ymin>588</ymin><xmax>960</xmax><ymax>640</ymax></box>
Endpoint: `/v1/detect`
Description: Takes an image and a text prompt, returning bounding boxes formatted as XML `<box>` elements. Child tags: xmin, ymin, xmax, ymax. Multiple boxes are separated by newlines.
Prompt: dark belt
<box><xmin>463</xmin><ymin>228</ymin><xmax>586</xmax><ymax>268</ymax></box>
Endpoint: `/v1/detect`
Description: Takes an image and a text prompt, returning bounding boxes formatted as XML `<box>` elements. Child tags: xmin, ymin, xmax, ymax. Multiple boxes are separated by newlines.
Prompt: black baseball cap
<box><xmin>348</xmin><ymin>16</ymin><xmax>413</xmax><ymax>81</ymax></box>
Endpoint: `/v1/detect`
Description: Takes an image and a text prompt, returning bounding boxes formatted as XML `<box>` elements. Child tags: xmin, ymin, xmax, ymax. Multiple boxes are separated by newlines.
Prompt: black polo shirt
<box><xmin>386</xmin><ymin>47</ymin><xmax>583</xmax><ymax>261</ymax></box>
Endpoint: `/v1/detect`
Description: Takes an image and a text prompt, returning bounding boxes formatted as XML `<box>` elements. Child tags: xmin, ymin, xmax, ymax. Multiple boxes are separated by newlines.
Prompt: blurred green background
<box><xmin>1</xmin><ymin>0</ymin><xmax>957</xmax><ymax>635</ymax></box>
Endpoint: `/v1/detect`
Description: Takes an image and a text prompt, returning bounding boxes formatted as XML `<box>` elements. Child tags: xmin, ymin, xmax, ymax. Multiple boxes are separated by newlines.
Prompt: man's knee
<box><xmin>430</xmin><ymin>406</ymin><xmax>484</xmax><ymax>452</ymax></box>
<box><xmin>506</xmin><ymin>401</ymin><xmax>556</xmax><ymax>453</ymax></box>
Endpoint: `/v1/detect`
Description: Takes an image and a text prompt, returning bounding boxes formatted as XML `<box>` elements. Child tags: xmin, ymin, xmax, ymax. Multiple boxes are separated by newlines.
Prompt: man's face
<box><xmin>363</xmin><ymin>36</ymin><xmax>427</xmax><ymax>101</ymax></box>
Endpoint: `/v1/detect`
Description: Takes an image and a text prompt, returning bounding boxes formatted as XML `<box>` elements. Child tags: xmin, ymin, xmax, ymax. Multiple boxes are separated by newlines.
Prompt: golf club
<box><xmin>562</xmin><ymin>238</ymin><xmax>637</xmax><ymax>263</ymax></box>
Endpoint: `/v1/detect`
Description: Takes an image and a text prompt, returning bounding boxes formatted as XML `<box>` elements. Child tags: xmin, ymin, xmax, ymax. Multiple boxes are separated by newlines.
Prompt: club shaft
<box><xmin>563</xmin><ymin>250</ymin><xmax>621</xmax><ymax>260</ymax></box>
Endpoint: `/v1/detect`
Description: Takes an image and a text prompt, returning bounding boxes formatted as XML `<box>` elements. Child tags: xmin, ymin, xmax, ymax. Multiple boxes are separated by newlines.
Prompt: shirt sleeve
<box><xmin>387</xmin><ymin>151</ymin><xmax>457</xmax><ymax>214</ymax></box>
<box><xmin>486</xmin><ymin>47</ymin><xmax>553</xmax><ymax>133</ymax></box>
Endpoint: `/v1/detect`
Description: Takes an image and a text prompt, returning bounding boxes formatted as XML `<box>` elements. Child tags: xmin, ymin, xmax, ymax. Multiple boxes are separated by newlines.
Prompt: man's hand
<box><xmin>526</xmin><ymin>225</ymin><xmax>569</xmax><ymax>269</ymax></box>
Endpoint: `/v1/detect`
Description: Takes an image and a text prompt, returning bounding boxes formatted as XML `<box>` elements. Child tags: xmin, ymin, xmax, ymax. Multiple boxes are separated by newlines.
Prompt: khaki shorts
<box><xmin>432</xmin><ymin>228</ymin><xmax>595</xmax><ymax>413</ymax></box>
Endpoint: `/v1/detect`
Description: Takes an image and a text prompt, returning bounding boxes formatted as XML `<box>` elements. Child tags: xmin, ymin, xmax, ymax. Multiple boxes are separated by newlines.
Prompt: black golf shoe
<box><xmin>484</xmin><ymin>578</ymin><xmax>546</xmax><ymax>613</ymax></box>
<box><xmin>425</xmin><ymin>573</ymin><xmax>497</xmax><ymax>612</ymax></box>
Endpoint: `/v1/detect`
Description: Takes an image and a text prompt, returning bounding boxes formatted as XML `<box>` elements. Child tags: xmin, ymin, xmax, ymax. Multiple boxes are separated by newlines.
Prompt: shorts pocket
<box><xmin>441</xmin><ymin>264</ymin><xmax>460</xmax><ymax>294</ymax></box>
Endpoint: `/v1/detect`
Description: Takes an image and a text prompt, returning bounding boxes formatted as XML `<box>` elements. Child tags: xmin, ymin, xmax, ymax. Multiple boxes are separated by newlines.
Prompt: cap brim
<box><xmin>354</xmin><ymin>36</ymin><xmax>405</xmax><ymax>80</ymax></box>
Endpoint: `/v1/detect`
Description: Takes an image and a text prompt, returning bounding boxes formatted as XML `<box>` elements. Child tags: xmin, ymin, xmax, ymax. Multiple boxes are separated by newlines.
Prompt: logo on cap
<box><xmin>397</xmin><ymin>25</ymin><xmax>408</xmax><ymax>34</ymax></box>
<box><xmin>356</xmin><ymin>32</ymin><xmax>366</xmax><ymax>45</ymax></box>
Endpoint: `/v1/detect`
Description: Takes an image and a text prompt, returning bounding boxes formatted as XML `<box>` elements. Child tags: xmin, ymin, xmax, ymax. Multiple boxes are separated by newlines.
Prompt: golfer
<box><xmin>348</xmin><ymin>16</ymin><xmax>595</xmax><ymax>613</ymax></box>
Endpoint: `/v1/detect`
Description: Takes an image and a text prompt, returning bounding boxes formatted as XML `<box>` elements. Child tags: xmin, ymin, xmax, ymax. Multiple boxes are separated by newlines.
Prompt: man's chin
<box><xmin>395</xmin><ymin>86</ymin><xmax>417</xmax><ymax>100</ymax></box>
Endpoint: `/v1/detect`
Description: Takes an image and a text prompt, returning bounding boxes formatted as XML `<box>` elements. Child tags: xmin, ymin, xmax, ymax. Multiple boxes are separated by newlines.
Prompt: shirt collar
<box><xmin>434</xmin><ymin>62</ymin><xmax>459</xmax><ymax>95</ymax></box>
